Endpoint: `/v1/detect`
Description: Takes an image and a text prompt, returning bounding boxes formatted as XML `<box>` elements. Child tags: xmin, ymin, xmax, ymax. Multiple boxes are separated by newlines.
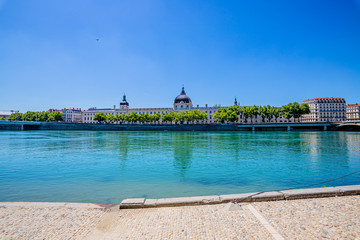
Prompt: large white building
<box><xmin>82</xmin><ymin>87</ymin><xmax>295</xmax><ymax>124</ymax></box>
<box><xmin>83</xmin><ymin>87</ymin><xmax>222</xmax><ymax>123</ymax></box>
<box><xmin>300</xmin><ymin>97</ymin><xmax>346</xmax><ymax>122</ymax></box>
<box><xmin>346</xmin><ymin>103</ymin><xmax>360</xmax><ymax>121</ymax></box>
<box><xmin>63</xmin><ymin>108</ymin><xmax>83</xmax><ymax>123</ymax></box>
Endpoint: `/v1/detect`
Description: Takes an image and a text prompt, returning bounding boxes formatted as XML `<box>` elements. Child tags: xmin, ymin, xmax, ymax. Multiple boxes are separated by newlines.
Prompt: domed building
<box><xmin>120</xmin><ymin>94</ymin><xmax>129</xmax><ymax>110</ymax></box>
<box><xmin>82</xmin><ymin>86</ymin><xmax>223</xmax><ymax>124</ymax></box>
<box><xmin>173</xmin><ymin>86</ymin><xmax>193</xmax><ymax>110</ymax></box>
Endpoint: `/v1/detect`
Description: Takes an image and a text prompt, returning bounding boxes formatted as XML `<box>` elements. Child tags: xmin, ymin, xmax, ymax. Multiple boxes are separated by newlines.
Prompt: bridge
<box><xmin>336</xmin><ymin>121</ymin><xmax>360</xmax><ymax>130</ymax></box>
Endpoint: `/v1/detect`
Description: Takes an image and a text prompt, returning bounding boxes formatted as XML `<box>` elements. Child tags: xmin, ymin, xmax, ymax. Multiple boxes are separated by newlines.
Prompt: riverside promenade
<box><xmin>1</xmin><ymin>186</ymin><xmax>359</xmax><ymax>239</ymax></box>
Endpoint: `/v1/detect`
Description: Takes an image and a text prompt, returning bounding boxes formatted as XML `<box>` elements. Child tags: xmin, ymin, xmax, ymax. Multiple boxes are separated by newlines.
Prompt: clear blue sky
<box><xmin>0</xmin><ymin>0</ymin><xmax>359</xmax><ymax>112</ymax></box>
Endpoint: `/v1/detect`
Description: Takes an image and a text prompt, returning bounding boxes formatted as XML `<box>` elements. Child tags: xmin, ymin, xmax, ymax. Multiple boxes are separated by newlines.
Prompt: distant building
<box><xmin>63</xmin><ymin>108</ymin><xmax>83</xmax><ymax>123</ymax></box>
<box><xmin>0</xmin><ymin>110</ymin><xmax>19</xmax><ymax>119</ymax></box>
<box><xmin>346</xmin><ymin>103</ymin><xmax>360</xmax><ymax>121</ymax></box>
<box><xmin>82</xmin><ymin>87</ymin><xmax>293</xmax><ymax>124</ymax></box>
<box><xmin>83</xmin><ymin>87</ymin><xmax>223</xmax><ymax>124</ymax></box>
<box><xmin>47</xmin><ymin>109</ymin><xmax>63</xmax><ymax>113</ymax></box>
<box><xmin>301</xmin><ymin>97</ymin><xmax>346</xmax><ymax>122</ymax></box>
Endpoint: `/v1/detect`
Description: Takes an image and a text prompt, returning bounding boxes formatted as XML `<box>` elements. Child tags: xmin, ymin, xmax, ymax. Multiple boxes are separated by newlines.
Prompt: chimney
<box><xmin>197</xmin><ymin>104</ymin><xmax>199</xmax><ymax>108</ymax></box>
<box><xmin>205</xmin><ymin>104</ymin><xmax>208</xmax><ymax>108</ymax></box>
<box><xmin>113</xmin><ymin>105</ymin><xmax>116</xmax><ymax>109</ymax></box>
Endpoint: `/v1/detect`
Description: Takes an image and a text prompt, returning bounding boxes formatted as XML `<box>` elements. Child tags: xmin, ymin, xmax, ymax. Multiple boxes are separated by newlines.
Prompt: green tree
<box><xmin>227</xmin><ymin>111</ymin><xmax>239</xmax><ymax>123</ymax></box>
<box><xmin>0</xmin><ymin>117</ymin><xmax>6</xmax><ymax>121</ymax></box>
<box><xmin>226</xmin><ymin>106</ymin><xmax>240</xmax><ymax>123</ymax></box>
<box><xmin>258</xmin><ymin>106</ymin><xmax>268</xmax><ymax>122</ymax></box>
<box><xmin>281</xmin><ymin>103</ymin><xmax>293</xmax><ymax>121</ymax></box>
<box><xmin>153</xmin><ymin>112</ymin><xmax>161</xmax><ymax>123</ymax></box>
<box><xmin>249</xmin><ymin>105</ymin><xmax>259</xmax><ymax>123</ymax></box>
<box><xmin>24</xmin><ymin>111</ymin><xmax>37</xmax><ymax>121</ymax></box>
<box><xmin>106</xmin><ymin>114</ymin><xmax>116</xmax><ymax>124</ymax></box>
<box><xmin>213</xmin><ymin>108</ymin><xmax>228</xmax><ymax>123</ymax></box>
<box><xmin>240</xmin><ymin>106</ymin><xmax>250</xmax><ymax>123</ymax></box>
<box><xmin>200</xmin><ymin>111</ymin><xmax>208</xmax><ymax>122</ymax></box>
<box><xmin>299</xmin><ymin>103</ymin><xmax>310</xmax><ymax>122</ymax></box>
<box><xmin>162</xmin><ymin>112</ymin><xmax>173</xmax><ymax>123</ymax></box>
<box><xmin>39</xmin><ymin>112</ymin><xmax>50</xmax><ymax>122</ymax></box>
<box><xmin>126</xmin><ymin>112</ymin><xmax>139</xmax><ymax>123</ymax></box>
<box><xmin>281</xmin><ymin>102</ymin><xmax>310</xmax><ymax>122</ymax></box>
<box><xmin>227</xmin><ymin>106</ymin><xmax>241</xmax><ymax>115</ymax></box>
<box><xmin>116</xmin><ymin>113</ymin><xmax>126</xmax><ymax>124</ymax></box>
<box><xmin>8</xmin><ymin>113</ymin><xmax>16</xmax><ymax>121</ymax></box>
<box><xmin>93</xmin><ymin>112</ymin><xmax>107</xmax><ymax>123</ymax></box>
<box><xmin>269</xmin><ymin>106</ymin><xmax>281</xmax><ymax>122</ymax></box>
<box><xmin>48</xmin><ymin>111</ymin><xmax>63</xmax><ymax>122</ymax></box>
<box><xmin>173</xmin><ymin>112</ymin><xmax>182</xmax><ymax>124</ymax></box>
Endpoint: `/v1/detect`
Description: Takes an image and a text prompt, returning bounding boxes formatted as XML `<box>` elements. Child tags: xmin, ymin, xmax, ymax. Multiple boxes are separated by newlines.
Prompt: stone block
<box><xmin>144</xmin><ymin>199</ymin><xmax>158</xmax><ymax>207</ymax></box>
<box><xmin>337</xmin><ymin>185</ymin><xmax>360</xmax><ymax>196</ymax></box>
<box><xmin>251</xmin><ymin>191</ymin><xmax>284</xmax><ymax>201</ymax></box>
<box><xmin>120</xmin><ymin>198</ymin><xmax>145</xmax><ymax>209</ymax></box>
<box><xmin>156</xmin><ymin>195</ymin><xmax>221</xmax><ymax>207</ymax></box>
<box><xmin>219</xmin><ymin>193</ymin><xmax>255</xmax><ymax>203</ymax></box>
<box><xmin>280</xmin><ymin>187</ymin><xmax>341</xmax><ymax>200</ymax></box>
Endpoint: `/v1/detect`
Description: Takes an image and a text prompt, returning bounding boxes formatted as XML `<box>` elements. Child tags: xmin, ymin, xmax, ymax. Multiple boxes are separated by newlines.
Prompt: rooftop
<box><xmin>347</xmin><ymin>103</ymin><xmax>360</xmax><ymax>107</ymax></box>
<box><xmin>303</xmin><ymin>97</ymin><xmax>345</xmax><ymax>102</ymax></box>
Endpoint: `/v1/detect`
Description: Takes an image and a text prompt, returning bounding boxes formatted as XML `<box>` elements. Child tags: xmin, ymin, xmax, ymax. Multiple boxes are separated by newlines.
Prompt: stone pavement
<box><xmin>0</xmin><ymin>195</ymin><xmax>359</xmax><ymax>239</ymax></box>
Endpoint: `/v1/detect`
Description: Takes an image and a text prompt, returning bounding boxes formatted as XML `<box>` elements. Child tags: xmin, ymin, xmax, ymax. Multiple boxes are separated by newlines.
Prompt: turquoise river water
<box><xmin>0</xmin><ymin>131</ymin><xmax>359</xmax><ymax>203</ymax></box>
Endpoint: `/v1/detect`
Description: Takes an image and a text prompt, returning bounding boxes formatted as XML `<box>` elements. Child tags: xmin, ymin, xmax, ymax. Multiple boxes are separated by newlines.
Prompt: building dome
<box><xmin>174</xmin><ymin>87</ymin><xmax>191</xmax><ymax>104</ymax></box>
<box><xmin>120</xmin><ymin>94</ymin><xmax>129</xmax><ymax>106</ymax></box>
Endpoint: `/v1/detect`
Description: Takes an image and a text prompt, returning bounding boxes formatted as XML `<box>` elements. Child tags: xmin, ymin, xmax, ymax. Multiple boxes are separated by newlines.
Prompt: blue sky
<box><xmin>0</xmin><ymin>0</ymin><xmax>359</xmax><ymax>112</ymax></box>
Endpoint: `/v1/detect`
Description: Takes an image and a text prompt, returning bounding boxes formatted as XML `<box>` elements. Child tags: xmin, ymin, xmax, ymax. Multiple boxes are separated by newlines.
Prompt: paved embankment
<box><xmin>1</xmin><ymin>185</ymin><xmax>360</xmax><ymax>239</ymax></box>
<box><xmin>1</xmin><ymin>195</ymin><xmax>359</xmax><ymax>239</ymax></box>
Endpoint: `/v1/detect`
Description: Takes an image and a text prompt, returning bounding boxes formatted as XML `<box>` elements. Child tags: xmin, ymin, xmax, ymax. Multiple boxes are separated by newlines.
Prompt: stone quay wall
<box><xmin>0</xmin><ymin>122</ymin><xmax>339</xmax><ymax>131</ymax></box>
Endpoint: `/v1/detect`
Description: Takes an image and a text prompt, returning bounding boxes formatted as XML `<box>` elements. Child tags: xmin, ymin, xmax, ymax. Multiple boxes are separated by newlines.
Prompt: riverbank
<box><xmin>1</xmin><ymin>193</ymin><xmax>359</xmax><ymax>239</ymax></box>
<box><xmin>0</xmin><ymin>121</ymin><xmax>342</xmax><ymax>131</ymax></box>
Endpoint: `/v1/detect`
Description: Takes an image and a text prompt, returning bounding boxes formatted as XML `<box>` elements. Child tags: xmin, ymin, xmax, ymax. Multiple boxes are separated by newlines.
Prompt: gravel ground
<box><xmin>0</xmin><ymin>195</ymin><xmax>359</xmax><ymax>240</ymax></box>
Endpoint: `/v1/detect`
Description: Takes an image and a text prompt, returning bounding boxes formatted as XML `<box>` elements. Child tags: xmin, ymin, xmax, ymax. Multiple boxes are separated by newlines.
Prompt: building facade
<box><xmin>63</xmin><ymin>108</ymin><xmax>83</xmax><ymax>123</ymax></box>
<box><xmin>300</xmin><ymin>97</ymin><xmax>346</xmax><ymax>122</ymax></box>
<box><xmin>83</xmin><ymin>87</ymin><xmax>222</xmax><ymax>124</ymax></box>
<box><xmin>346</xmin><ymin>103</ymin><xmax>360</xmax><ymax>121</ymax></box>
<box><xmin>82</xmin><ymin>87</ymin><xmax>296</xmax><ymax>124</ymax></box>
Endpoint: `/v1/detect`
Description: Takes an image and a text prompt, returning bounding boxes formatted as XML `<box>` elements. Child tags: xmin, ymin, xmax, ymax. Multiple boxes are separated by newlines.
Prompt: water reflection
<box><xmin>172</xmin><ymin>132</ymin><xmax>194</xmax><ymax>177</ymax></box>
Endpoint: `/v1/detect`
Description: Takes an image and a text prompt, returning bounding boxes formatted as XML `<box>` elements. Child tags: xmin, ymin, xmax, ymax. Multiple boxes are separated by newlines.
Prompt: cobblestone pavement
<box><xmin>0</xmin><ymin>195</ymin><xmax>359</xmax><ymax>240</ymax></box>
<box><xmin>0</xmin><ymin>205</ymin><xmax>107</xmax><ymax>240</ymax></box>
<box><xmin>252</xmin><ymin>195</ymin><xmax>360</xmax><ymax>240</ymax></box>
<box><xmin>83</xmin><ymin>203</ymin><xmax>273</xmax><ymax>240</ymax></box>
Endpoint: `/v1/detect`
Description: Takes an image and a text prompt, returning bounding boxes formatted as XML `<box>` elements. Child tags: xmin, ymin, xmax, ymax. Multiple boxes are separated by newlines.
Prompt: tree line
<box><xmin>1</xmin><ymin>102</ymin><xmax>310</xmax><ymax>124</ymax></box>
<box><xmin>93</xmin><ymin>112</ymin><xmax>161</xmax><ymax>124</ymax></box>
<box><xmin>5</xmin><ymin>111</ymin><xmax>63</xmax><ymax>122</ymax></box>
<box><xmin>93</xmin><ymin>110</ymin><xmax>208</xmax><ymax>124</ymax></box>
<box><xmin>213</xmin><ymin>102</ymin><xmax>310</xmax><ymax>123</ymax></box>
